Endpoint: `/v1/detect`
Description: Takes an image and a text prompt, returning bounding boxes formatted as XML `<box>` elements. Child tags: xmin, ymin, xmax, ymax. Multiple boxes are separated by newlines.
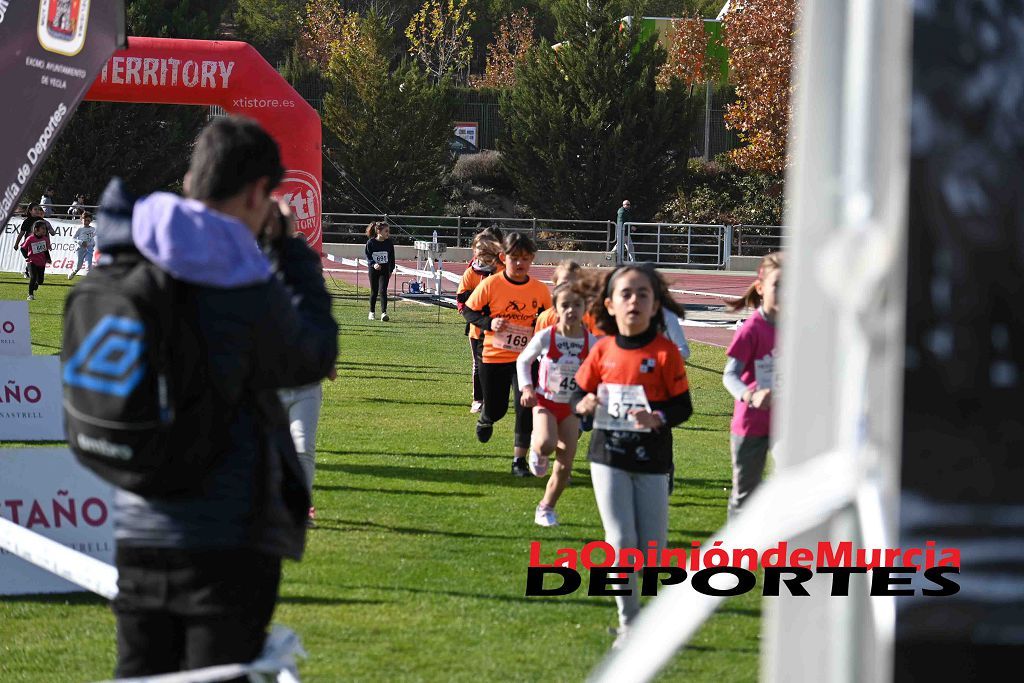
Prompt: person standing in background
<box><xmin>69</xmin><ymin>193</ymin><xmax>87</xmax><ymax>216</ymax></box>
<box><xmin>615</xmin><ymin>200</ymin><xmax>636</xmax><ymax>263</ymax></box>
<box><xmin>40</xmin><ymin>186</ymin><xmax>56</xmax><ymax>217</ymax></box>
<box><xmin>365</xmin><ymin>221</ymin><xmax>396</xmax><ymax>322</ymax></box>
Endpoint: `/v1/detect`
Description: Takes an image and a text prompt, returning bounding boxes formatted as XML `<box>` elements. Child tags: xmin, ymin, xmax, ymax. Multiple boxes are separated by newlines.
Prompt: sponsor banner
<box><xmin>2</xmin><ymin>216</ymin><xmax>92</xmax><ymax>276</ymax></box>
<box><xmin>83</xmin><ymin>37</ymin><xmax>323</xmax><ymax>252</ymax></box>
<box><xmin>454</xmin><ymin>122</ymin><xmax>478</xmax><ymax>148</ymax></box>
<box><xmin>0</xmin><ymin>447</ymin><xmax>114</xmax><ymax>595</ymax></box>
<box><xmin>0</xmin><ymin>1</ymin><xmax>125</xmax><ymax>225</ymax></box>
<box><xmin>0</xmin><ymin>301</ymin><xmax>32</xmax><ymax>356</ymax></box>
<box><xmin>276</xmin><ymin>170</ymin><xmax>322</xmax><ymax>248</ymax></box>
<box><xmin>0</xmin><ymin>355</ymin><xmax>64</xmax><ymax>440</ymax></box>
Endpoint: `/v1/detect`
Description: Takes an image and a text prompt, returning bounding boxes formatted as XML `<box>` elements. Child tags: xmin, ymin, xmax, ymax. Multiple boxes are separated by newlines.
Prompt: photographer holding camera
<box><xmin>83</xmin><ymin>116</ymin><xmax>337</xmax><ymax>678</ymax></box>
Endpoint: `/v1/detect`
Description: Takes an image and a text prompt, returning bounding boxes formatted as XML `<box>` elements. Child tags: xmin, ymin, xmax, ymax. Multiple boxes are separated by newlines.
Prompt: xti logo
<box><xmin>64</xmin><ymin>316</ymin><xmax>147</xmax><ymax>397</ymax></box>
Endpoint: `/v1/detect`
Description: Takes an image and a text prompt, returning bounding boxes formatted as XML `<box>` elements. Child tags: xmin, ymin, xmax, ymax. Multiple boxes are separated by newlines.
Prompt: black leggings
<box><xmin>28</xmin><ymin>264</ymin><xmax>45</xmax><ymax>294</ymax></box>
<box><xmin>469</xmin><ymin>337</ymin><xmax>484</xmax><ymax>402</ymax></box>
<box><xmin>369</xmin><ymin>268</ymin><xmax>392</xmax><ymax>313</ymax></box>
<box><xmin>479</xmin><ymin>361</ymin><xmax>533</xmax><ymax>449</ymax></box>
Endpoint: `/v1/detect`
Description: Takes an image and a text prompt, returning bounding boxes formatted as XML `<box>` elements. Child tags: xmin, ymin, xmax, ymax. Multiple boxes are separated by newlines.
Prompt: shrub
<box><xmin>659</xmin><ymin>158</ymin><xmax>784</xmax><ymax>226</ymax></box>
<box><xmin>451</xmin><ymin>151</ymin><xmax>510</xmax><ymax>189</ymax></box>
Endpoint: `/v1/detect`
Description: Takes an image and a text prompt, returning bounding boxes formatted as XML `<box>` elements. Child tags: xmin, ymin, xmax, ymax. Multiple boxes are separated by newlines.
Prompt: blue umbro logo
<box><xmin>64</xmin><ymin>315</ymin><xmax>147</xmax><ymax>397</ymax></box>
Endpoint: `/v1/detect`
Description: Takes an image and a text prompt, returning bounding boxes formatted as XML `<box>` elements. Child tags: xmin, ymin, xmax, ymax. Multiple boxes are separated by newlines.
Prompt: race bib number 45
<box><xmin>544</xmin><ymin>361</ymin><xmax>580</xmax><ymax>403</ymax></box>
<box><xmin>595</xmin><ymin>383</ymin><xmax>652</xmax><ymax>433</ymax></box>
<box><xmin>492</xmin><ymin>323</ymin><xmax>533</xmax><ymax>352</ymax></box>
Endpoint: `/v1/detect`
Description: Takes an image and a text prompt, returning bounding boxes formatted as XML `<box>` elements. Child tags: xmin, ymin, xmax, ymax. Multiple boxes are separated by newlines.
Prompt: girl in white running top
<box><xmin>517</xmin><ymin>282</ymin><xmax>597</xmax><ymax>527</ymax></box>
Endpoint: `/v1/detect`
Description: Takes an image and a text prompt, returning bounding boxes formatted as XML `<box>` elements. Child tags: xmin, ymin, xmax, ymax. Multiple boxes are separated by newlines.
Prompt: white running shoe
<box><xmin>534</xmin><ymin>505</ymin><xmax>558</xmax><ymax>527</ymax></box>
<box><xmin>381</xmin><ymin>312</ymin><xmax>390</xmax><ymax>322</ymax></box>
<box><xmin>67</xmin><ymin>273</ymin><xmax>73</xmax><ymax>280</ymax></box>
<box><xmin>469</xmin><ymin>401</ymin><xmax>483</xmax><ymax>414</ymax></box>
<box><xmin>528</xmin><ymin>449</ymin><xmax>549</xmax><ymax>477</ymax></box>
<box><xmin>27</xmin><ymin>294</ymin><xmax>34</xmax><ymax>301</ymax></box>
<box><xmin>368</xmin><ymin>311</ymin><xmax>375</xmax><ymax>320</ymax></box>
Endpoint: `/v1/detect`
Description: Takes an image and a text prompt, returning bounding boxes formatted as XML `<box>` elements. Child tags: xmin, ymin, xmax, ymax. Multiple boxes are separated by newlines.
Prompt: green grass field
<box><xmin>0</xmin><ymin>273</ymin><xmax>760</xmax><ymax>682</ymax></box>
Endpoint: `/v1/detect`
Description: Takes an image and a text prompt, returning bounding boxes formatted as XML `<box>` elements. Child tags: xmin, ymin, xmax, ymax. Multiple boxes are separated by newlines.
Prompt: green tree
<box><xmin>29</xmin><ymin>1</ymin><xmax>229</xmax><ymax>204</ymax></box>
<box><xmin>500</xmin><ymin>0</ymin><xmax>698</xmax><ymax>224</ymax></box>
<box><xmin>405</xmin><ymin>0</ymin><xmax>477</xmax><ymax>81</ymax></box>
<box><xmin>233</xmin><ymin>0</ymin><xmax>306</xmax><ymax>65</ymax></box>
<box><xmin>324</xmin><ymin>13</ymin><xmax>456</xmax><ymax>215</ymax></box>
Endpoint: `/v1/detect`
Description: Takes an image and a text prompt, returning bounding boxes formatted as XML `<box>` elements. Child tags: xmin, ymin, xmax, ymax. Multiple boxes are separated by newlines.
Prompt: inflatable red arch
<box><xmin>85</xmin><ymin>37</ymin><xmax>323</xmax><ymax>251</ymax></box>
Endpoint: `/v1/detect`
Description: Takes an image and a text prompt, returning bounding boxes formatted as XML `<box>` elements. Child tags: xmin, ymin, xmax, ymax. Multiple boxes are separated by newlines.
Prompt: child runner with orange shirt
<box><xmin>456</xmin><ymin>234</ymin><xmax>504</xmax><ymax>413</ymax></box>
<box><xmin>535</xmin><ymin>262</ymin><xmax>603</xmax><ymax>336</ymax></box>
<box><xmin>517</xmin><ymin>281</ymin><xmax>597</xmax><ymax>526</ymax></box>
<box><xmin>573</xmin><ymin>263</ymin><xmax>693</xmax><ymax>646</ymax></box>
<box><xmin>463</xmin><ymin>233</ymin><xmax>552</xmax><ymax>476</ymax></box>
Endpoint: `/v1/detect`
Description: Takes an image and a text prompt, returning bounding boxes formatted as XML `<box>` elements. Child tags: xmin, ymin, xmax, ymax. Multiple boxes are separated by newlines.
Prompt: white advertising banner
<box><xmin>0</xmin><ymin>448</ymin><xmax>114</xmax><ymax>595</ymax></box>
<box><xmin>2</xmin><ymin>216</ymin><xmax>93</xmax><ymax>277</ymax></box>
<box><xmin>0</xmin><ymin>300</ymin><xmax>31</xmax><ymax>356</ymax></box>
<box><xmin>0</xmin><ymin>355</ymin><xmax>64</xmax><ymax>440</ymax></box>
<box><xmin>454</xmin><ymin>122</ymin><xmax>479</xmax><ymax>148</ymax></box>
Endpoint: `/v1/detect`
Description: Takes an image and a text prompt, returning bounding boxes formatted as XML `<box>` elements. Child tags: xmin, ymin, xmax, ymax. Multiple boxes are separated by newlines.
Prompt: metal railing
<box><xmin>626</xmin><ymin>223</ymin><xmax>727</xmax><ymax>268</ymax></box>
<box><xmin>9</xmin><ymin>203</ymin><xmax>98</xmax><ymax>220</ymax></box>
<box><xmin>323</xmin><ymin>212</ymin><xmax>616</xmax><ymax>252</ymax></box>
<box><xmin>327</xmin><ymin>212</ymin><xmax>784</xmax><ymax>269</ymax></box>
<box><xmin>734</xmin><ymin>224</ymin><xmax>784</xmax><ymax>257</ymax></box>
<box><xmin>10</xmin><ymin>202</ymin><xmax>784</xmax><ymax>268</ymax></box>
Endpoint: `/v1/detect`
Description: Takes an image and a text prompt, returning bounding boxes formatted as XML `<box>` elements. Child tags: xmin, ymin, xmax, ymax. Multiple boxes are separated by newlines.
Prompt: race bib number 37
<box><xmin>595</xmin><ymin>383</ymin><xmax>652</xmax><ymax>433</ymax></box>
<box><xmin>492</xmin><ymin>323</ymin><xmax>533</xmax><ymax>352</ymax></box>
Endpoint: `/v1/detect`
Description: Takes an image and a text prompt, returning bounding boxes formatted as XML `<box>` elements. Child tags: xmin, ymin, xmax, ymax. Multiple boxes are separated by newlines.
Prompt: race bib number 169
<box><xmin>492</xmin><ymin>323</ymin><xmax>533</xmax><ymax>352</ymax></box>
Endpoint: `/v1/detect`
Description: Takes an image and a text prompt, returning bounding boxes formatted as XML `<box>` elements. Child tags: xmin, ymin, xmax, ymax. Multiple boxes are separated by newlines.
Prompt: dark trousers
<box><xmin>479</xmin><ymin>361</ymin><xmax>533</xmax><ymax>449</ymax></box>
<box><xmin>369</xmin><ymin>268</ymin><xmax>391</xmax><ymax>313</ymax></box>
<box><xmin>113</xmin><ymin>546</ymin><xmax>281</xmax><ymax>680</ymax></box>
<box><xmin>28</xmin><ymin>263</ymin><xmax>45</xmax><ymax>294</ymax></box>
<box><xmin>469</xmin><ymin>336</ymin><xmax>484</xmax><ymax>402</ymax></box>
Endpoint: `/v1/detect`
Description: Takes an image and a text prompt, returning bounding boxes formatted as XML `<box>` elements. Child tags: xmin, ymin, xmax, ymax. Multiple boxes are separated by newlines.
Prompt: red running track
<box><xmin>323</xmin><ymin>258</ymin><xmax>753</xmax><ymax>348</ymax></box>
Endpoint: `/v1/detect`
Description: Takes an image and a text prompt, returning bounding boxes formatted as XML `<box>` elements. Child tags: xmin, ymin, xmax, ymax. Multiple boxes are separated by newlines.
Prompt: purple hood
<box><xmin>131</xmin><ymin>193</ymin><xmax>271</xmax><ymax>288</ymax></box>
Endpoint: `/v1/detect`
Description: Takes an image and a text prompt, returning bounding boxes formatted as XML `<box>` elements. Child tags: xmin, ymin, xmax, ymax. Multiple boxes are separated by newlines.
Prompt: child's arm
<box><xmin>572</xmin><ymin>346</ymin><xmax>601</xmax><ymax>415</ymax></box>
<box><xmin>462</xmin><ymin>280</ymin><xmax>496</xmax><ymax>331</ymax></box>
<box><xmin>516</xmin><ymin>329</ymin><xmax>546</xmax><ymax>388</ymax></box>
<box><xmin>663</xmin><ymin>310</ymin><xmax>691</xmax><ymax>360</ymax></box>
<box><xmin>646</xmin><ymin>391</ymin><xmax>693</xmax><ymax>429</ymax></box>
<box><xmin>455</xmin><ymin>269</ymin><xmax>475</xmax><ymax>312</ymax></box>
<box><xmin>723</xmin><ymin>357</ymin><xmax>751</xmax><ymax>402</ymax></box>
<box><xmin>516</xmin><ymin>329</ymin><xmax>547</xmax><ymax>406</ymax></box>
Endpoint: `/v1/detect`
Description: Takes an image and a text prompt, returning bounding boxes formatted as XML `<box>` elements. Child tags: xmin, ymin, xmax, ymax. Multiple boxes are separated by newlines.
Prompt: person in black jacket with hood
<box><xmin>101</xmin><ymin>116</ymin><xmax>338</xmax><ymax>678</ymax></box>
